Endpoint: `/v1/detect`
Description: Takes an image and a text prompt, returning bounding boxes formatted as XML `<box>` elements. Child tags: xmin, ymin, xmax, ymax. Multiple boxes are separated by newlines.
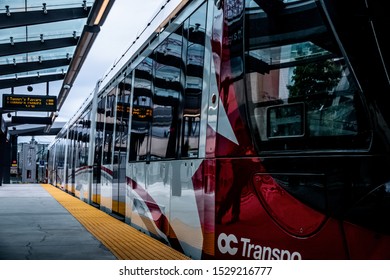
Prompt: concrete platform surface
<box><xmin>0</xmin><ymin>184</ymin><xmax>117</xmax><ymax>260</ymax></box>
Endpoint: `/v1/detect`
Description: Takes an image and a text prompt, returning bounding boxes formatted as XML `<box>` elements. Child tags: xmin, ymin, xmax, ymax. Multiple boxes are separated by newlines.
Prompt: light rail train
<box><xmin>48</xmin><ymin>0</ymin><xmax>390</xmax><ymax>259</ymax></box>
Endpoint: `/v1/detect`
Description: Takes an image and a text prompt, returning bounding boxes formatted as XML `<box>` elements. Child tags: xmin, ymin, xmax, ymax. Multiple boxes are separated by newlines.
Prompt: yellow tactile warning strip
<box><xmin>40</xmin><ymin>184</ymin><xmax>190</xmax><ymax>260</ymax></box>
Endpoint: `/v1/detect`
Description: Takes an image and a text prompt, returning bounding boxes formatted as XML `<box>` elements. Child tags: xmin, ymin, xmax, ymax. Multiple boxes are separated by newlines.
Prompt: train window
<box><xmin>94</xmin><ymin>97</ymin><xmax>105</xmax><ymax>169</ymax></box>
<box><xmin>129</xmin><ymin>57</ymin><xmax>153</xmax><ymax>162</ymax></box>
<box><xmin>267</xmin><ymin>102</ymin><xmax>304</xmax><ymax>138</ymax></box>
<box><xmin>91</xmin><ymin>97</ymin><xmax>105</xmax><ymax>202</ymax></box>
<box><xmin>181</xmin><ymin>3</ymin><xmax>207</xmax><ymax>158</ymax></box>
<box><xmin>115</xmin><ymin>75</ymin><xmax>132</xmax><ymax>162</ymax></box>
<box><xmin>70</xmin><ymin>125</ymin><xmax>77</xmax><ymax>185</ymax></box>
<box><xmin>74</xmin><ymin>118</ymin><xmax>82</xmax><ymax>169</ymax></box>
<box><xmin>77</xmin><ymin>117</ymin><xmax>84</xmax><ymax>167</ymax></box>
<box><xmin>150</xmin><ymin>31</ymin><xmax>183</xmax><ymax>160</ymax></box>
<box><xmin>102</xmin><ymin>88</ymin><xmax>116</xmax><ymax>165</ymax></box>
<box><xmin>80</xmin><ymin>112</ymin><xmax>90</xmax><ymax>167</ymax></box>
<box><xmin>128</xmin><ymin>4</ymin><xmax>206</xmax><ymax>162</ymax></box>
<box><xmin>245</xmin><ymin>2</ymin><xmax>370</xmax><ymax>152</ymax></box>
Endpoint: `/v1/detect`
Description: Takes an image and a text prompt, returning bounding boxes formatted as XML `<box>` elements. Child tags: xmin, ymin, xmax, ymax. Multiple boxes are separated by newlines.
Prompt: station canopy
<box><xmin>0</xmin><ymin>0</ymin><xmax>114</xmax><ymax>136</ymax></box>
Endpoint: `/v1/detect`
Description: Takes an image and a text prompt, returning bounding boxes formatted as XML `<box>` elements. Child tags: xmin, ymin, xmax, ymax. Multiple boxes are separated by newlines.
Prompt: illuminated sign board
<box><xmin>132</xmin><ymin>106</ymin><xmax>153</xmax><ymax>119</ymax></box>
<box><xmin>2</xmin><ymin>94</ymin><xmax>57</xmax><ymax>112</ymax></box>
<box><xmin>117</xmin><ymin>102</ymin><xmax>130</xmax><ymax>114</ymax></box>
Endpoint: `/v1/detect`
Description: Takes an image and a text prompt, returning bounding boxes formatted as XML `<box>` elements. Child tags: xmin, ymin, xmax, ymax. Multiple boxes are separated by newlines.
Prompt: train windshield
<box><xmin>244</xmin><ymin>0</ymin><xmax>370</xmax><ymax>152</ymax></box>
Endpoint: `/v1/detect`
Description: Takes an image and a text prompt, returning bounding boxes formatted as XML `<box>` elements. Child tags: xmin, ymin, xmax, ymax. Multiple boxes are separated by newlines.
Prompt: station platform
<box><xmin>0</xmin><ymin>183</ymin><xmax>190</xmax><ymax>260</ymax></box>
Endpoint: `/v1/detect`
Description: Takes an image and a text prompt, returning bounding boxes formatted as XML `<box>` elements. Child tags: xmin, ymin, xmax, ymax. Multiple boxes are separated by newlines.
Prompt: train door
<box><xmin>112</xmin><ymin>77</ymin><xmax>132</xmax><ymax>216</ymax></box>
<box><xmin>101</xmin><ymin>90</ymin><xmax>116</xmax><ymax>213</ymax></box>
<box><xmin>163</xmin><ymin>3</ymin><xmax>208</xmax><ymax>259</ymax></box>
<box><xmin>74</xmin><ymin>118</ymin><xmax>84</xmax><ymax>199</ymax></box>
<box><xmin>126</xmin><ymin>53</ymin><xmax>156</xmax><ymax>232</ymax></box>
<box><xmin>68</xmin><ymin>126</ymin><xmax>76</xmax><ymax>194</ymax></box>
<box><xmin>74</xmin><ymin>114</ymin><xmax>90</xmax><ymax>201</ymax></box>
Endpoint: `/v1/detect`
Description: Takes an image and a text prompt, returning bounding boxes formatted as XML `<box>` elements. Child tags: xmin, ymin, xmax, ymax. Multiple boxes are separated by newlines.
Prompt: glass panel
<box><xmin>245</xmin><ymin>1</ymin><xmax>369</xmax><ymax>151</ymax></box>
<box><xmin>248</xmin><ymin>44</ymin><xmax>360</xmax><ymax>141</ymax></box>
<box><xmin>0</xmin><ymin>46</ymin><xmax>75</xmax><ymax>65</ymax></box>
<box><xmin>249</xmin><ymin>42</ymin><xmax>332</xmax><ymax>67</ymax></box>
<box><xmin>92</xmin><ymin>97</ymin><xmax>105</xmax><ymax>205</ymax></box>
<box><xmin>74</xmin><ymin>118</ymin><xmax>82</xmax><ymax>170</ymax></box>
<box><xmin>102</xmin><ymin>88</ymin><xmax>116</xmax><ymax>165</ymax></box>
<box><xmin>0</xmin><ymin>65</ymin><xmax>69</xmax><ymax>80</ymax></box>
<box><xmin>0</xmin><ymin>27</ymin><xmax>25</xmax><ymax>44</ymax></box>
<box><xmin>129</xmin><ymin>57</ymin><xmax>153</xmax><ymax>162</ymax></box>
<box><xmin>0</xmin><ymin>19</ymin><xmax>84</xmax><ymax>43</ymax></box>
<box><xmin>181</xmin><ymin>3</ymin><xmax>207</xmax><ymax>158</ymax></box>
<box><xmin>268</xmin><ymin>103</ymin><xmax>304</xmax><ymax>138</ymax></box>
<box><xmin>150</xmin><ymin>31</ymin><xmax>183</xmax><ymax>160</ymax></box>
<box><xmin>112</xmin><ymin>74</ymin><xmax>131</xmax><ymax>215</ymax></box>
<box><xmin>27</xmin><ymin>19</ymin><xmax>85</xmax><ymax>41</ymax></box>
<box><xmin>115</xmin><ymin>75</ymin><xmax>132</xmax><ymax>157</ymax></box>
<box><xmin>69</xmin><ymin>125</ymin><xmax>76</xmax><ymax>192</ymax></box>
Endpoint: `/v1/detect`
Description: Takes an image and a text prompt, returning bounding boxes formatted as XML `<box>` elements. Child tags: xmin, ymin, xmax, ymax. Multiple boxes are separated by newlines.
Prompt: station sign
<box><xmin>2</xmin><ymin>94</ymin><xmax>57</xmax><ymax>112</ymax></box>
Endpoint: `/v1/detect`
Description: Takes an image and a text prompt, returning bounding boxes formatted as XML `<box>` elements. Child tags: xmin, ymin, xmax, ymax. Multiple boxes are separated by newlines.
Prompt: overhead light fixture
<box><xmin>10</xmin><ymin>36</ymin><xmax>14</xmax><ymax>45</ymax></box>
<box><xmin>42</xmin><ymin>3</ymin><xmax>47</xmax><ymax>14</ymax></box>
<box><xmin>82</xmin><ymin>0</ymin><xmax>87</xmax><ymax>10</ymax></box>
<box><xmin>5</xmin><ymin>5</ymin><xmax>10</xmax><ymax>16</ymax></box>
<box><xmin>93</xmin><ymin>0</ymin><xmax>110</xmax><ymax>25</ymax></box>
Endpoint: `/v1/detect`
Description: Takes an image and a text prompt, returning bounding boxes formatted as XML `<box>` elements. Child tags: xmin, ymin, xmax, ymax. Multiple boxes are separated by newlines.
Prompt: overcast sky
<box><xmin>19</xmin><ymin>0</ymin><xmax>165</xmax><ymax>143</ymax></box>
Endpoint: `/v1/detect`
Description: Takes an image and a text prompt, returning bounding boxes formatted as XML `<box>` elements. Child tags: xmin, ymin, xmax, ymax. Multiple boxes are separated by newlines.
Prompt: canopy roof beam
<box><xmin>0</xmin><ymin>58</ymin><xmax>71</xmax><ymax>76</ymax></box>
<box><xmin>0</xmin><ymin>37</ymin><xmax>78</xmax><ymax>57</ymax></box>
<box><xmin>0</xmin><ymin>6</ymin><xmax>91</xmax><ymax>29</ymax></box>
<box><xmin>0</xmin><ymin>73</ymin><xmax>65</xmax><ymax>89</ymax></box>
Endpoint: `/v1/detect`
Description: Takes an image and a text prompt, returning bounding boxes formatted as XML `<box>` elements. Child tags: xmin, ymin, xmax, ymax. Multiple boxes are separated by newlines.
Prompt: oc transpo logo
<box><xmin>218</xmin><ymin>233</ymin><xmax>239</xmax><ymax>255</ymax></box>
<box><xmin>217</xmin><ymin>233</ymin><xmax>302</xmax><ymax>260</ymax></box>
